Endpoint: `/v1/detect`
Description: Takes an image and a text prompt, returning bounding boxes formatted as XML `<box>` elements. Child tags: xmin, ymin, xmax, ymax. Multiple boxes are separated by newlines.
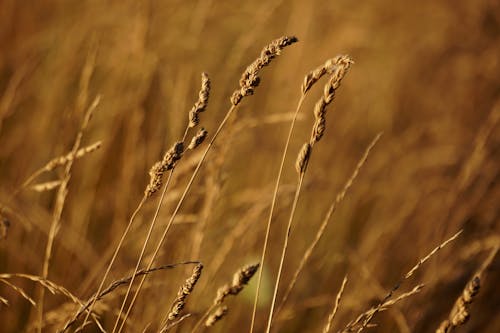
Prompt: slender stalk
<box><xmin>275</xmin><ymin>133</ymin><xmax>382</xmax><ymax>317</ymax></box>
<box><xmin>265</xmin><ymin>171</ymin><xmax>306</xmax><ymax>332</ymax></box>
<box><xmin>38</xmin><ymin>96</ymin><xmax>98</xmax><ymax>332</ymax></box>
<box><xmin>111</xmin><ymin>173</ymin><xmax>174</xmax><ymax>333</ymax></box>
<box><xmin>78</xmin><ymin>196</ymin><xmax>147</xmax><ymax>330</ymax></box>
<box><xmin>249</xmin><ymin>94</ymin><xmax>306</xmax><ymax>333</ymax></box>
<box><xmin>323</xmin><ymin>276</ymin><xmax>348</xmax><ymax>333</ymax></box>
<box><xmin>116</xmin><ymin>105</ymin><xmax>237</xmax><ymax>333</ymax></box>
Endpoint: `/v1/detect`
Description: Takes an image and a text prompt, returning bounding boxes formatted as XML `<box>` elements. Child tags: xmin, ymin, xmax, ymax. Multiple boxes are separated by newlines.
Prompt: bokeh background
<box><xmin>0</xmin><ymin>0</ymin><xmax>499</xmax><ymax>332</ymax></box>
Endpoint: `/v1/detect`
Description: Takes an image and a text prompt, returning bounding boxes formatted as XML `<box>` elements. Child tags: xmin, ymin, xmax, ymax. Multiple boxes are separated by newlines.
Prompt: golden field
<box><xmin>0</xmin><ymin>0</ymin><xmax>499</xmax><ymax>332</ymax></box>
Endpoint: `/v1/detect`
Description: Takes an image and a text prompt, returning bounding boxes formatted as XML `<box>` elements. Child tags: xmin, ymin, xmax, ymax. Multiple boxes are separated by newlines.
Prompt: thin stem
<box><xmin>265</xmin><ymin>171</ymin><xmax>306</xmax><ymax>333</ymax></box>
<box><xmin>78</xmin><ymin>196</ymin><xmax>147</xmax><ymax>330</ymax></box>
<box><xmin>116</xmin><ymin>105</ymin><xmax>237</xmax><ymax>333</ymax></box>
<box><xmin>275</xmin><ymin>133</ymin><xmax>382</xmax><ymax>317</ymax></box>
<box><xmin>249</xmin><ymin>94</ymin><xmax>306</xmax><ymax>333</ymax></box>
<box><xmin>112</xmin><ymin>172</ymin><xmax>174</xmax><ymax>333</ymax></box>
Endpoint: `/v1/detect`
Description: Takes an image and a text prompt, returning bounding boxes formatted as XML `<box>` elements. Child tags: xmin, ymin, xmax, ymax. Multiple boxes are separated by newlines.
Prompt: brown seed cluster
<box><xmin>295</xmin><ymin>55</ymin><xmax>353</xmax><ymax>175</ymax></box>
<box><xmin>214</xmin><ymin>263</ymin><xmax>260</xmax><ymax>305</ymax></box>
<box><xmin>295</xmin><ymin>143</ymin><xmax>312</xmax><ymax>174</ymax></box>
<box><xmin>189</xmin><ymin>73</ymin><xmax>211</xmax><ymax>128</ymax></box>
<box><xmin>145</xmin><ymin>141</ymin><xmax>184</xmax><ymax>197</ymax></box>
<box><xmin>311</xmin><ymin>55</ymin><xmax>353</xmax><ymax>144</ymax></box>
<box><xmin>436</xmin><ymin>276</ymin><xmax>481</xmax><ymax>333</ymax></box>
<box><xmin>188</xmin><ymin>128</ymin><xmax>208</xmax><ymax>150</ymax></box>
<box><xmin>230</xmin><ymin>36</ymin><xmax>298</xmax><ymax>106</ymax></box>
<box><xmin>167</xmin><ymin>263</ymin><xmax>203</xmax><ymax>321</ymax></box>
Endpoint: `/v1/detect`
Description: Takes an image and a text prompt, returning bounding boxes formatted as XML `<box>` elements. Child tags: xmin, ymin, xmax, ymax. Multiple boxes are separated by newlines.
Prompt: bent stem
<box><xmin>265</xmin><ymin>171</ymin><xmax>306</xmax><ymax>333</ymax></box>
<box><xmin>249</xmin><ymin>94</ymin><xmax>306</xmax><ymax>333</ymax></box>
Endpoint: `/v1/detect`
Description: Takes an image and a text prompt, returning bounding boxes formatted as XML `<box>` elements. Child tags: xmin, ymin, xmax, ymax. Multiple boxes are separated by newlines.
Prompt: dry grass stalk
<box><xmin>0</xmin><ymin>278</ymin><xmax>36</xmax><ymax>306</ymax></box>
<box><xmin>30</xmin><ymin>180</ymin><xmax>63</xmax><ymax>192</ymax></box>
<box><xmin>265</xmin><ymin>55</ymin><xmax>353</xmax><ymax>333</ymax></box>
<box><xmin>322</xmin><ymin>276</ymin><xmax>348</xmax><ymax>333</ymax></box>
<box><xmin>436</xmin><ymin>246</ymin><xmax>498</xmax><ymax>333</ymax></box>
<box><xmin>192</xmin><ymin>263</ymin><xmax>259</xmax><ymax>333</ymax></box>
<box><xmin>250</xmin><ymin>54</ymin><xmax>345</xmax><ymax>332</ymax></box>
<box><xmin>405</xmin><ymin>230</ymin><xmax>463</xmax><ymax>279</ymax></box>
<box><xmin>164</xmin><ymin>263</ymin><xmax>203</xmax><ymax>323</ymax></box>
<box><xmin>231</xmin><ymin>36</ymin><xmax>298</xmax><ymax>106</ymax></box>
<box><xmin>112</xmin><ymin>72</ymin><xmax>212</xmax><ymax>333</ymax></box>
<box><xmin>276</xmin><ymin>133</ymin><xmax>382</xmax><ymax>316</ymax></box>
<box><xmin>21</xmin><ymin>140</ymin><xmax>102</xmax><ymax>189</ymax></box>
<box><xmin>0</xmin><ymin>273</ymin><xmax>105</xmax><ymax>332</ymax></box>
<box><xmin>342</xmin><ymin>284</ymin><xmax>424</xmax><ymax>333</ymax></box>
<box><xmin>61</xmin><ymin>261</ymin><xmax>199</xmax><ymax>332</ymax></box>
<box><xmin>189</xmin><ymin>72</ymin><xmax>210</xmax><ymax>128</ymax></box>
<box><xmin>119</xmin><ymin>37</ymin><xmax>298</xmax><ymax>333</ymax></box>
<box><xmin>114</xmin><ymin>76</ymin><xmax>213</xmax><ymax>333</ymax></box>
<box><xmin>37</xmin><ymin>95</ymin><xmax>100</xmax><ymax>332</ymax></box>
<box><xmin>205</xmin><ymin>306</ymin><xmax>228</xmax><ymax>327</ymax></box>
<box><xmin>344</xmin><ymin>230</ymin><xmax>462</xmax><ymax>333</ymax></box>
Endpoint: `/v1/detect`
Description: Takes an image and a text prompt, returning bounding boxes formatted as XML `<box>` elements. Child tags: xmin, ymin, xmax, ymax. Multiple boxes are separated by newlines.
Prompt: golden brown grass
<box><xmin>0</xmin><ymin>2</ymin><xmax>499</xmax><ymax>332</ymax></box>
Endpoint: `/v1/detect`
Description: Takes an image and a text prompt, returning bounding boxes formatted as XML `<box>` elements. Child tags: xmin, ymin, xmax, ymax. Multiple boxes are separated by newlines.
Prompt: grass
<box><xmin>0</xmin><ymin>1</ymin><xmax>499</xmax><ymax>332</ymax></box>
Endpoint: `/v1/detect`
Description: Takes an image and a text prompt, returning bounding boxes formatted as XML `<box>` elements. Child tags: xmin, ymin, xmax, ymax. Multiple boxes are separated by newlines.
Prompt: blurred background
<box><xmin>0</xmin><ymin>0</ymin><xmax>499</xmax><ymax>332</ymax></box>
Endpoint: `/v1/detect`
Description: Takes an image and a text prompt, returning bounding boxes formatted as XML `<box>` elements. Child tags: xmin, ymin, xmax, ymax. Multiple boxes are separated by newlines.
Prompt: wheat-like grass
<box><xmin>161</xmin><ymin>263</ymin><xmax>203</xmax><ymax>326</ymax></box>
<box><xmin>60</xmin><ymin>261</ymin><xmax>199</xmax><ymax>332</ymax></box>
<box><xmin>37</xmin><ymin>94</ymin><xmax>100</xmax><ymax>332</ymax></box>
<box><xmin>116</xmin><ymin>36</ymin><xmax>297</xmax><ymax>333</ymax></box>
<box><xmin>250</xmin><ymin>55</ymin><xmax>352</xmax><ymax>333</ymax></box>
<box><xmin>265</xmin><ymin>55</ymin><xmax>353</xmax><ymax>333</ymax></box>
<box><xmin>275</xmin><ymin>133</ymin><xmax>382</xmax><ymax>316</ymax></box>
<box><xmin>113</xmin><ymin>73</ymin><xmax>212</xmax><ymax>333</ymax></box>
<box><xmin>436</xmin><ymin>245</ymin><xmax>498</xmax><ymax>333</ymax></box>
<box><xmin>322</xmin><ymin>275</ymin><xmax>348</xmax><ymax>333</ymax></box>
<box><xmin>342</xmin><ymin>230</ymin><xmax>462</xmax><ymax>332</ymax></box>
<box><xmin>191</xmin><ymin>263</ymin><xmax>260</xmax><ymax>333</ymax></box>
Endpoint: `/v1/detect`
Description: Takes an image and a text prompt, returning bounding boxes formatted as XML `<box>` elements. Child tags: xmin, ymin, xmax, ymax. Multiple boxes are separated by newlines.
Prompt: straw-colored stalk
<box><xmin>115</xmin><ymin>36</ymin><xmax>297</xmax><ymax>333</ymax></box>
<box><xmin>275</xmin><ymin>133</ymin><xmax>382</xmax><ymax>317</ymax></box>
<box><xmin>60</xmin><ymin>261</ymin><xmax>200</xmax><ymax>332</ymax></box>
<box><xmin>37</xmin><ymin>95</ymin><xmax>100</xmax><ymax>333</ymax></box>
<box><xmin>250</xmin><ymin>55</ymin><xmax>351</xmax><ymax>333</ymax></box>
<box><xmin>265</xmin><ymin>55</ymin><xmax>353</xmax><ymax>333</ymax></box>
<box><xmin>0</xmin><ymin>273</ymin><xmax>105</xmax><ymax>332</ymax></box>
<box><xmin>113</xmin><ymin>73</ymin><xmax>212</xmax><ymax>333</ymax></box>
<box><xmin>342</xmin><ymin>230</ymin><xmax>462</xmax><ymax>332</ymax></box>
<box><xmin>322</xmin><ymin>276</ymin><xmax>348</xmax><ymax>333</ymax></box>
